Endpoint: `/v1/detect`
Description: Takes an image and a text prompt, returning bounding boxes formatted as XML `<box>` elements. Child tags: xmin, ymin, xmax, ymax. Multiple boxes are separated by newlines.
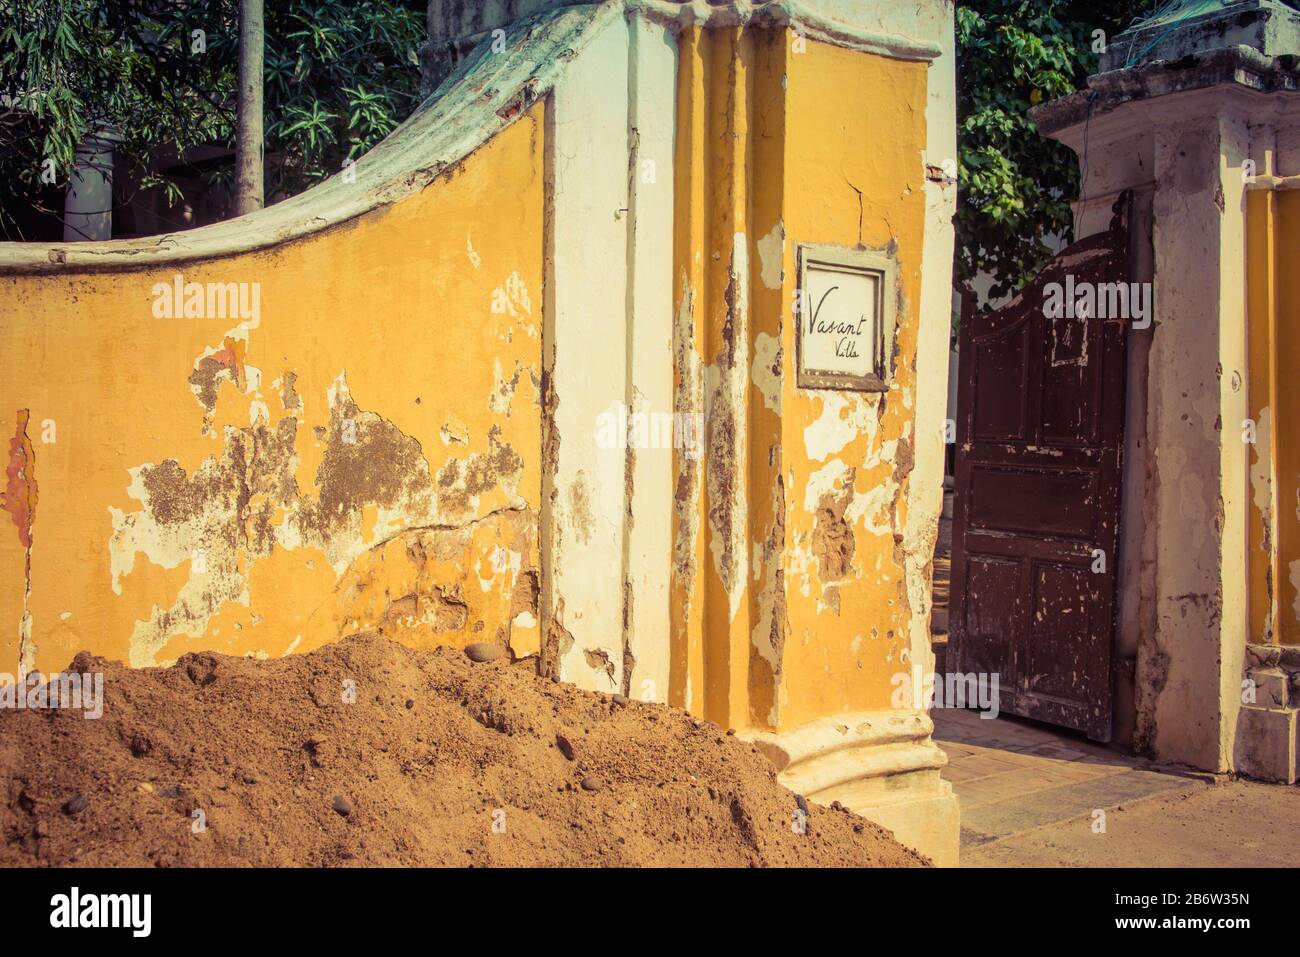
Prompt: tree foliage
<box><xmin>4</xmin><ymin>0</ymin><xmax>1159</xmax><ymax>253</ymax></box>
<box><xmin>955</xmin><ymin>0</ymin><xmax>1149</xmax><ymax>300</ymax></box>
<box><xmin>0</xmin><ymin>0</ymin><xmax>423</xmax><ymax>238</ymax></box>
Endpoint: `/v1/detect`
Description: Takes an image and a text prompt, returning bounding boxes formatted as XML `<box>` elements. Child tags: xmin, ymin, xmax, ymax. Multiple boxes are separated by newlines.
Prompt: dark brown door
<box><xmin>949</xmin><ymin>196</ymin><xmax>1131</xmax><ymax>742</ymax></box>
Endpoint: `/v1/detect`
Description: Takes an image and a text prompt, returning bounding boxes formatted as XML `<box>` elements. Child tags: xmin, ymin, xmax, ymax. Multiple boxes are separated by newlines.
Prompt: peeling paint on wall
<box><xmin>2</xmin><ymin>412</ymin><xmax>37</xmax><ymax>551</ymax></box>
<box><xmin>752</xmin><ymin>331</ymin><xmax>783</xmax><ymax>415</ymax></box>
<box><xmin>1249</xmin><ymin>405</ymin><xmax>1275</xmax><ymax>639</ymax></box>
<box><xmin>749</xmin><ymin>472</ymin><xmax>787</xmax><ymax>725</ymax></box>
<box><xmin>3</xmin><ymin>411</ymin><xmax>37</xmax><ymax>676</ymax></box>
<box><xmin>757</xmin><ymin>221</ymin><xmax>785</xmax><ymax>291</ymax></box>
<box><xmin>109</xmin><ymin>357</ymin><xmax>532</xmax><ymax>667</ymax></box>
<box><xmin>332</xmin><ymin>505</ymin><xmax>538</xmax><ymax>655</ymax></box>
<box><xmin>803</xmin><ymin>394</ymin><xmax>877</xmax><ymax>463</ymax></box>
<box><xmin>670</xmin><ymin>273</ymin><xmax>705</xmax><ymax>710</ymax></box>
<box><xmin>812</xmin><ymin>478</ymin><xmax>856</xmax><ymax>582</ymax></box>
<box><xmin>704</xmin><ymin>232</ymin><xmax>752</xmax><ymax>626</ymax></box>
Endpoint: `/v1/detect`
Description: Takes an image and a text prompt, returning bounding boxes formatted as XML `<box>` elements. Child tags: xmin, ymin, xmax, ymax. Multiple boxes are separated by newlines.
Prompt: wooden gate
<box><xmin>949</xmin><ymin>195</ymin><xmax>1132</xmax><ymax>741</ymax></box>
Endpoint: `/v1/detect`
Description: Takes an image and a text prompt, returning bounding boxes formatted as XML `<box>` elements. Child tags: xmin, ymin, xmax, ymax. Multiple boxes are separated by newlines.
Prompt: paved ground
<box><xmin>962</xmin><ymin>776</ymin><xmax>1300</xmax><ymax>867</ymax></box>
<box><xmin>929</xmin><ymin>487</ymin><xmax>1299</xmax><ymax>867</ymax></box>
<box><xmin>935</xmin><ymin>708</ymin><xmax>1199</xmax><ymax>850</ymax></box>
<box><xmin>932</xmin><ymin>708</ymin><xmax>1299</xmax><ymax>867</ymax></box>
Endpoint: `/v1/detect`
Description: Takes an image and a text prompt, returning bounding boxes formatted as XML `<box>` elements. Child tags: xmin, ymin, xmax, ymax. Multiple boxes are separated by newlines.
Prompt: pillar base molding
<box><xmin>741</xmin><ymin>710</ymin><xmax>961</xmax><ymax>866</ymax></box>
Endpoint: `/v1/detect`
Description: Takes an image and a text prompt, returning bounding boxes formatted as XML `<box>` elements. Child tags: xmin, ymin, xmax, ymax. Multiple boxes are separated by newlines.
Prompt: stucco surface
<box><xmin>666</xmin><ymin>27</ymin><xmax>931</xmax><ymax>730</ymax></box>
<box><xmin>0</xmin><ymin>113</ymin><xmax>546</xmax><ymax>674</ymax></box>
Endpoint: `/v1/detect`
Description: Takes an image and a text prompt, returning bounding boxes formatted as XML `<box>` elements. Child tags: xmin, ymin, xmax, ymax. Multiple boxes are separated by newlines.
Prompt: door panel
<box><xmin>961</xmin><ymin>555</ymin><xmax>1019</xmax><ymax>680</ymax></box>
<box><xmin>966</xmin><ymin>466</ymin><xmax>1098</xmax><ymax>540</ymax></box>
<box><xmin>971</xmin><ymin>324</ymin><xmax>1032</xmax><ymax>441</ymax></box>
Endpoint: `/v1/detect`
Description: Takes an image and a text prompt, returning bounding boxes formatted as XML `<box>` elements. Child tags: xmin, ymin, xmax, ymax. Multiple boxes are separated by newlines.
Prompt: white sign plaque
<box><xmin>796</xmin><ymin>245</ymin><xmax>897</xmax><ymax>391</ymax></box>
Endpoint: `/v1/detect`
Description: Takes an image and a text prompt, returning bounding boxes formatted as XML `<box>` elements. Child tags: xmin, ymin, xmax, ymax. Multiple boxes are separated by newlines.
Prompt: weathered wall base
<box><xmin>1238</xmin><ymin>643</ymin><xmax>1300</xmax><ymax>783</ymax></box>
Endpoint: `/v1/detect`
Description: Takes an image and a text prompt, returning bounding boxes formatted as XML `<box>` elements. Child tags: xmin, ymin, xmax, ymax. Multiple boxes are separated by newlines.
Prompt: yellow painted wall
<box><xmin>776</xmin><ymin>38</ymin><xmax>929</xmax><ymax>728</ymax></box>
<box><xmin>1</xmin><ymin>18</ymin><xmax>938</xmax><ymax>742</ymax></box>
<box><xmin>1247</xmin><ymin>188</ymin><xmax>1300</xmax><ymax>645</ymax></box>
<box><xmin>668</xmin><ymin>28</ymin><xmax>930</xmax><ymax>730</ymax></box>
<box><xmin>0</xmin><ymin>109</ymin><xmax>546</xmax><ymax>675</ymax></box>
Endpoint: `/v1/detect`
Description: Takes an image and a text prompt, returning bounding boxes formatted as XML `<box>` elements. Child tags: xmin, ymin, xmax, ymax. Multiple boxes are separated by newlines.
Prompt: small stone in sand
<box><xmin>464</xmin><ymin>643</ymin><xmax>503</xmax><ymax>663</ymax></box>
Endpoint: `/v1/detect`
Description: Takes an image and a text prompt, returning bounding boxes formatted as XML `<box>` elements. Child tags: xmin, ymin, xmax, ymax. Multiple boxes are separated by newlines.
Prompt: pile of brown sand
<box><xmin>0</xmin><ymin>634</ymin><xmax>925</xmax><ymax>867</ymax></box>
